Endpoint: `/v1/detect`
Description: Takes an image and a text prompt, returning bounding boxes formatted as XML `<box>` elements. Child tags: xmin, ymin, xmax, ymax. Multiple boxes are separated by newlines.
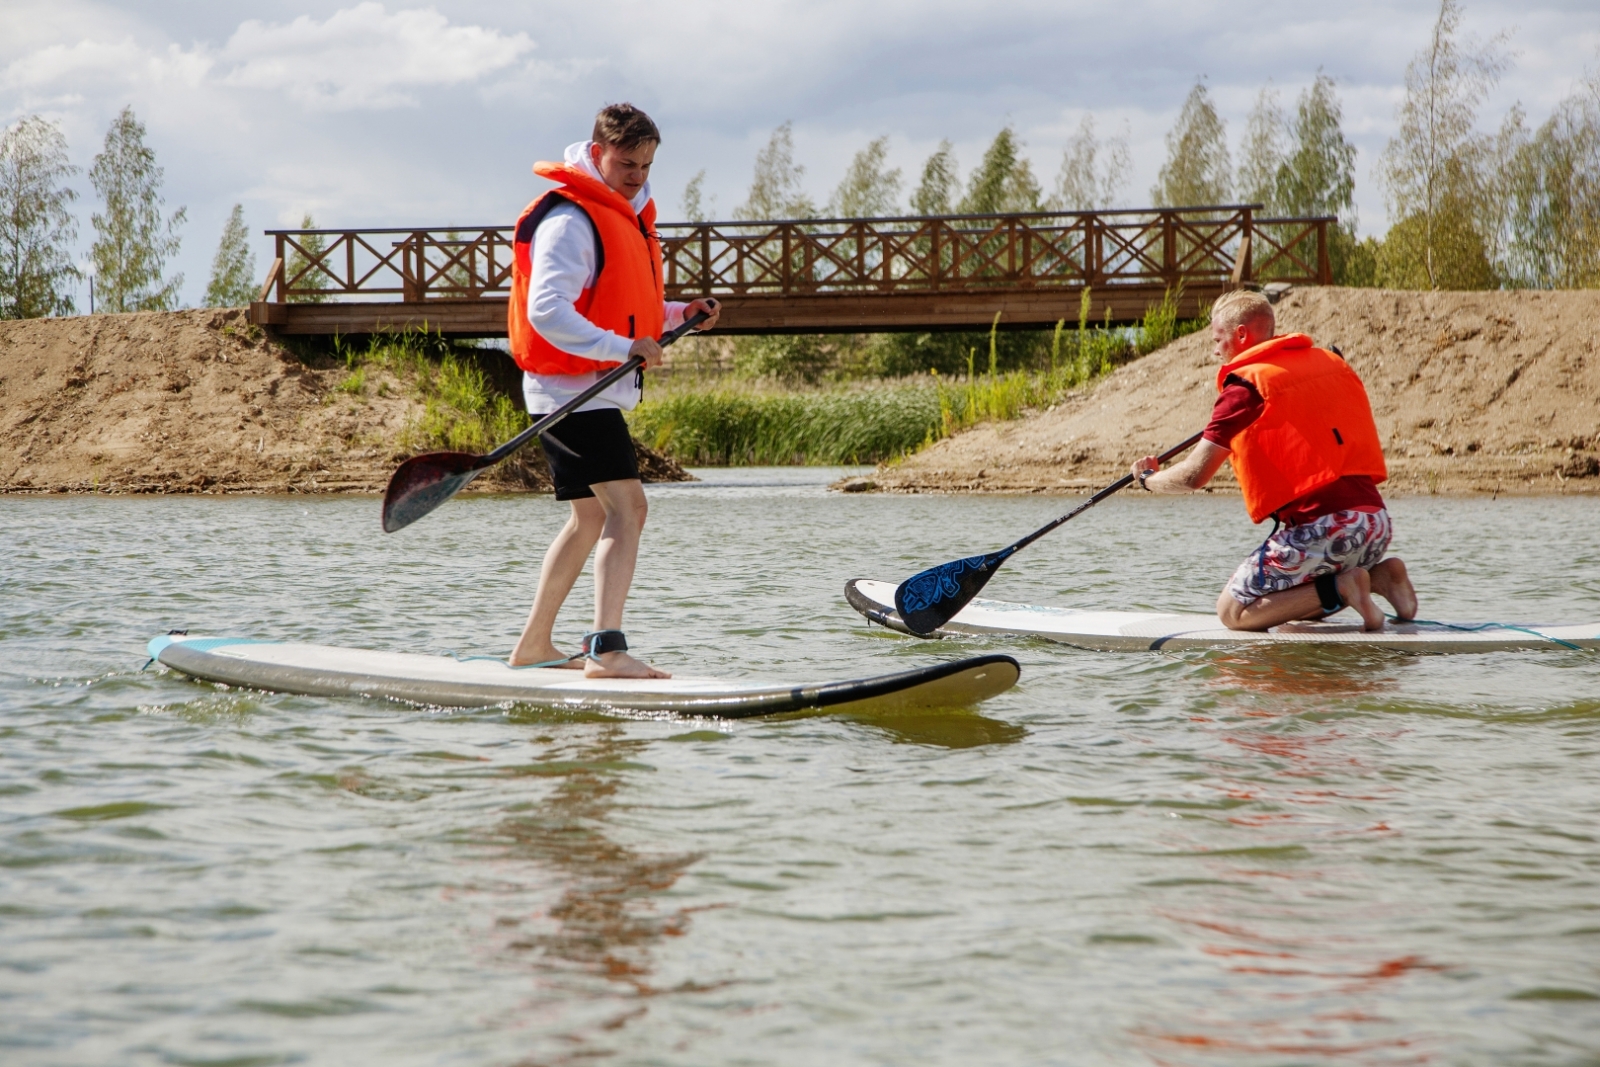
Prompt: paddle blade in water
<box><xmin>894</xmin><ymin>550</ymin><xmax>1012</xmax><ymax>636</ymax></box>
<box><xmin>382</xmin><ymin>452</ymin><xmax>486</xmax><ymax>533</ymax></box>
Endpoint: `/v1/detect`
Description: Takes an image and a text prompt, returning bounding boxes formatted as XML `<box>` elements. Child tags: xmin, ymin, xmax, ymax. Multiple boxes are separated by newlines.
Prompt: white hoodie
<box><xmin>521</xmin><ymin>140</ymin><xmax>688</xmax><ymax>415</ymax></box>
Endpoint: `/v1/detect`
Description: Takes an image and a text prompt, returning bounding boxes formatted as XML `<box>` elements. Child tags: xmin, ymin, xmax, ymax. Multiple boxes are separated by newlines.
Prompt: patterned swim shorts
<box><xmin>1225</xmin><ymin>508</ymin><xmax>1393</xmax><ymax>606</ymax></box>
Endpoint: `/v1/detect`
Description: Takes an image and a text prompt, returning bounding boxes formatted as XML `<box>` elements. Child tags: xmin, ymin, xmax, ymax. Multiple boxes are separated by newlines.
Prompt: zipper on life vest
<box><xmin>1332</xmin><ymin>427</ymin><xmax>1344</xmax><ymax>445</ymax></box>
<box><xmin>628</xmin><ymin>314</ymin><xmax>635</xmax><ymax>338</ymax></box>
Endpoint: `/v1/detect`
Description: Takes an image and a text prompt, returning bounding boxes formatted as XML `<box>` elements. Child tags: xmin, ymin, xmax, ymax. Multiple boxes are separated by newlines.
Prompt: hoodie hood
<box><xmin>565</xmin><ymin>140</ymin><xmax>652</xmax><ymax>214</ymax></box>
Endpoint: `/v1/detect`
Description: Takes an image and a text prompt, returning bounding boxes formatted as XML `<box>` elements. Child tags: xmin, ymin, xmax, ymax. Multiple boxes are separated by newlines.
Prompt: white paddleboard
<box><xmin>846</xmin><ymin>579</ymin><xmax>1599</xmax><ymax>653</ymax></box>
<box><xmin>147</xmin><ymin>634</ymin><xmax>1019</xmax><ymax>717</ymax></box>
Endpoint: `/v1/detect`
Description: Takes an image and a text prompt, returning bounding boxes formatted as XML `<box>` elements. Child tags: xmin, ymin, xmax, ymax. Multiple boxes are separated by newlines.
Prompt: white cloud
<box><xmin>219</xmin><ymin>3</ymin><xmax>535</xmax><ymax>110</ymax></box>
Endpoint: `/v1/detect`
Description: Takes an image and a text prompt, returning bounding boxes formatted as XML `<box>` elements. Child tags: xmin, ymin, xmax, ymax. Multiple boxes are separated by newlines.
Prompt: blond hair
<box><xmin>1211</xmin><ymin>290</ymin><xmax>1274</xmax><ymax>336</ymax></box>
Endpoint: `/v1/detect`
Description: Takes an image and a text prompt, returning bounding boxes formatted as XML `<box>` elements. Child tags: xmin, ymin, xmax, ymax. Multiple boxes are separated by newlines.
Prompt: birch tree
<box><xmin>0</xmin><ymin>116</ymin><xmax>80</xmax><ymax>319</ymax></box>
<box><xmin>1049</xmin><ymin>116</ymin><xmax>1131</xmax><ymax>211</ymax></box>
<box><xmin>203</xmin><ymin>203</ymin><xmax>256</xmax><ymax>306</ymax></box>
<box><xmin>910</xmin><ymin>141</ymin><xmax>960</xmax><ymax>215</ymax></box>
<box><xmin>830</xmin><ymin>136</ymin><xmax>902</xmax><ymax>217</ymax></box>
<box><xmin>1152</xmin><ymin>82</ymin><xmax>1231</xmax><ymax>207</ymax></box>
<box><xmin>1379</xmin><ymin>0</ymin><xmax>1507</xmax><ymax>288</ymax></box>
<box><xmin>90</xmin><ymin>107</ymin><xmax>186</xmax><ymax>312</ymax></box>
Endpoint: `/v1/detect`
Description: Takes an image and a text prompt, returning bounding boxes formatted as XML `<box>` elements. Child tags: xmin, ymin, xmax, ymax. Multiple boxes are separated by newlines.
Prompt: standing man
<box><xmin>1131</xmin><ymin>290</ymin><xmax>1417</xmax><ymax>632</ymax></box>
<box><xmin>507</xmin><ymin>103</ymin><xmax>719</xmax><ymax>677</ymax></box>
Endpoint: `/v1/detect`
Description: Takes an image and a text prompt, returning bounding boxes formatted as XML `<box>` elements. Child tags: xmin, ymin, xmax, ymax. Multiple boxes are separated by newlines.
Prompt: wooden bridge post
<box><xmin>273</xmin><ymin>233</ymin><xmax>286</xmax><ymax>301</ymax></box>
<box><xmin>1317</xmin><ymin>218</ymin><xmax>1333</xmax><ymax>284</ymax></box>
<box><xmin>1162</xmin><ymin>211</ymin><xmax>1177</xmax><ymax>288</ymax></box>
<box><xmin>699</xmin><ymin>226</ymin><xmax>711</xmax><ymax>292</ymax></box>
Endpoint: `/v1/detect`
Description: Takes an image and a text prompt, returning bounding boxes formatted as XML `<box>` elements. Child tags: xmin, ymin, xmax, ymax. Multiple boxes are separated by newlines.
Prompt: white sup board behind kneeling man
<box><xmin>846</xmin><ymin>580</ymin><xmax>1600</xmax><ymax>654</ymax></box>
<box><xmin>147</xmin><ymin>634</ymin><xmax>1020</xmax><ymax>718</ymax></box>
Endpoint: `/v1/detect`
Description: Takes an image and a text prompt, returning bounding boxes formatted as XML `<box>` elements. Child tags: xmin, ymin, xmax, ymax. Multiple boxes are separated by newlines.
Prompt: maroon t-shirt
<box><xmin>1204</xmin><ymin>373</ymin><xmax>1384</xmax><ymax>524</ymax></box>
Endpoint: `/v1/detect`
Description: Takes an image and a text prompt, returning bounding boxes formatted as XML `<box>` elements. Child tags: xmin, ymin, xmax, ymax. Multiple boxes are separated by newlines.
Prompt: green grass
<box><xmin>635</xmin><ymin>289</ymin><xmax>1205</xmax><ymax>466</ymax></box>
<box><xmin>332</xmin><ymin>331</ymin><xmax>528</xmax><ymax>453</ymax></box>
<box><xmin>629</xmin><ymin>384</ymin><xmax>942</xmax><ymax>465</ymax></box>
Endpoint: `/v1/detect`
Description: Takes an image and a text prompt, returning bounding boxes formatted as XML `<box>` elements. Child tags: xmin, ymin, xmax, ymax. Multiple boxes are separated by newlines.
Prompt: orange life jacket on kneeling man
<box><xmin>508</xmin><ymin>161</ymin><xmax>665</xmax><ymax>376</ymax></box>
<box><xmin>1219</xmin><ymin>333</ymin><xmax>1388</xmax><ymax>523</ymax></box>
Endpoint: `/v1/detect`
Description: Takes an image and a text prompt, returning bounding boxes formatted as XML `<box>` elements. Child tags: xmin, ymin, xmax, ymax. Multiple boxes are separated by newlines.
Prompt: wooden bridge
<box><xmin>247</xmin><ymin>205</ymin><xmax>1334</xmax><ymax>337</ymax></box>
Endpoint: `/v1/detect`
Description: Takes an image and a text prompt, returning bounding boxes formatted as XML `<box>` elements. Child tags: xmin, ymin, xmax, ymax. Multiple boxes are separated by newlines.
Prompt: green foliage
<box><xmin>89</xmin><ymin>106</ymin><xmax>185</xmax><ymax>313</ymax></box>
<box><xmin>638</xmin><ymin>293</ymin><xmax>1204</xmax><ymax>466</ymax></box>
<box><xmin>630</xmin><ymin>385</ymin><xmax>941</xmax><ymax>465</ymax></box>
<box><xmin>286</xmin><ymin>213</ymin><xmax>330</xmax><ymax>303</ymax></box>
<box><xmin>681</xmin><ymin>170</ymin><xmax>711</xmax><ymax>222</ymax></box>
<box><xmin>1152</xmin><ymin>82</ymin><xmax>1231</xmax><ymax>207</ymax></box>
<box><xmin>335</xmin><ymin>331</ymin><xmax>528</xmax><ymax>453</ymax></box>
<box><xmin>1377</xmin><ymin>201</ymin><xmax>1495</xmax><ymax>289</ymax></box>
<box><xmin>735</xmin><ymin>122</ymin><xmax>816</xmax><ymax>220</ymax></box>
<box><xmin>911</xmin><ymin>141</ymin><xmax>960</xmax><ymax>215</ymax></box>
<box><xmin>203</xmin><ymin>203</ymin><xmax>257</xmax><ymax>307</ymax></box>
<box><xmin>1275</xmin><ymin>74</ymin><xmax>1358</xmax><ymax>221</ymax></box>
<box><xmin>830</xmin><ymin>136</ymin><xmax>902</xmax><ymax>217</ymax></box>
<box><xmin>1331</xmin><ymin>229</ymin><xmax>1381</xmax><ymax>287</ymax></box>
<box><xmin>1497</xmin><ymin>74</ymin><xmax>1600</xmax><ymax>288</ymax></box>
<box><xmin>960</xmin><ymin>127</ymin><xmax>1041</xmax><ymax>213</ymax></box>
<box><xmin>732</xmin><ymin>333</ymin><xmax>832</xmax><ymax>383</ymax></box>
<box><xmin>1048</xmin><ymin>116</ymin><xmax>1131</xmax><ymax>211</ymax></box>
<box><xmin>1380</xmin><ymin>0</ymin><xmax>1508</xmax><ymax>289</ymax></box>
<box><xmin>0</xmin><ymin>115</ymin><xmax>80</xmax><ymax>319</ymax></box>
<box><xmin>1237</xmin><ymin>86</ymin><xmax>1288</xmax><ymax>209</ymax></box>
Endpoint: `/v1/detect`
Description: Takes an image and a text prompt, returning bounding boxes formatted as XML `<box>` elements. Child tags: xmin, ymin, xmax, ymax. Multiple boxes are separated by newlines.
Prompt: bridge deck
<box><xmin>247</xmin><ymin>206</ymin><xmax>1331</xmax><ymax>337</ymax></box>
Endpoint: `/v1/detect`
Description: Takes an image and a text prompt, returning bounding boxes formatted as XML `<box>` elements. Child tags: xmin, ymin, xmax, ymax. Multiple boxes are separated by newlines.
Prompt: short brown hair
<box><xmin>593</xmin><ymin>103</ymin><xmax>660</xmax><ymax>151</ymax></box>
<box><xmin>1211</xmin><ymin>289</ymin><xmax>1274</xmax><ymax>336</ymax></box>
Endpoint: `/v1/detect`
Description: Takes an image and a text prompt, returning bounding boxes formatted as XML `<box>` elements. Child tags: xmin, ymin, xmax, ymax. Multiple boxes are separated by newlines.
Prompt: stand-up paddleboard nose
<box><xmin>382</xmin><ymin>452</ymin><xmax>485</xmax><ymax>533</ymax></box>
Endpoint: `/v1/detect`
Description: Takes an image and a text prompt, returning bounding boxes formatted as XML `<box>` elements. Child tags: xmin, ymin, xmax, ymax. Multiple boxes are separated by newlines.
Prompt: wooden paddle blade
<box><xmin>381</xmin><ymin>452</ymin><xmax>486</xmax><ymax>533</ymax></box>
<box><xmin>894</xmin><ymin>551</ymin><xmax>1008</xmax><ymax>636</ymax></box>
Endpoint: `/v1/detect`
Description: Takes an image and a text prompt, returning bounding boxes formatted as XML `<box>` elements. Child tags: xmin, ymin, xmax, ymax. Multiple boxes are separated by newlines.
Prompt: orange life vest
<box><xmin>508</xmin><ymin>161</ymin><xmax>665</xmax><ymax>375</ymax></box>
<box><xmin>1219</xmin><ymin>333</ymin><xmax>1388</xmax><ymax>523</ymax></box>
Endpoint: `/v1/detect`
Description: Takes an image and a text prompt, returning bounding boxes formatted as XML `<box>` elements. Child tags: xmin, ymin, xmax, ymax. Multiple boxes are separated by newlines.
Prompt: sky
<box><xmin>3</xmin><ymin>0</ymin><xmax>1596</xmax><ymax>308</ymax></box>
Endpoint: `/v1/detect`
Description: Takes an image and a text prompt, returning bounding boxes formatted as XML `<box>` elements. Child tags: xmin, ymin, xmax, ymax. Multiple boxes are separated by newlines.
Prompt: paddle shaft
<box><xmin>1006</xmin><ymin>431</ymin><xmax>1205</xmax><ymax>556</ymax></box>
<box><xmin>481</xmin><ymin>309</ymin><xmax>709</xmax><ymax>468</ymax></box>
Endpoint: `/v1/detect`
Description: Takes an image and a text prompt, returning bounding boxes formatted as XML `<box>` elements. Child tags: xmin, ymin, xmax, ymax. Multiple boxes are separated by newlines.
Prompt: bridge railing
<box><xmin>261</xmin><ymin>206</ymin><xmax>1333</xmax><ymax>304</ymax></box>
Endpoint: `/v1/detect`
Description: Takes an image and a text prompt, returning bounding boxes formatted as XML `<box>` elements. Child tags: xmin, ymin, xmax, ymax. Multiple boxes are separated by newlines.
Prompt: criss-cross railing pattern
<box><xmin>262</xmin><ymin>207</ymin><xmax>1332</xmax><ymax>303</ymax></box>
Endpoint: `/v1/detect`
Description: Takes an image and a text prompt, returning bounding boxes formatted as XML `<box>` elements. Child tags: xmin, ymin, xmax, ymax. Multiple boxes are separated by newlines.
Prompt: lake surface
<box><xmin>3</xmin><ymin>471</ymin><xmax>1599</xmax><ymax>1066</ymax></box>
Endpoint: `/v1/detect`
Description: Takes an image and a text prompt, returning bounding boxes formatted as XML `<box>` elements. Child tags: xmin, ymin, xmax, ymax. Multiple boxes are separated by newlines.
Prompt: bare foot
<box><xmin>508</xmin><ymin>645</ymin><xmax>583</xmax><ymax>669</ymax></box>
<box><xmin>1368</xmin><ymin>558</ymin><xmax>1418</xmax><ymax>621</ymax></box>
<box><xmin>1336</xmin><ymin>567</ymin><xmax>1386</xmax><ymax>631</ymax></box>
<box><xmin>583</xmin><ymin>650</ymin><xmax>670</xmax><ymax>679</ymax></box>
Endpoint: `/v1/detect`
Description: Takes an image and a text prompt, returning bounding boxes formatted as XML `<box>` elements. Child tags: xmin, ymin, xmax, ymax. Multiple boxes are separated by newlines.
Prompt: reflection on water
<box><xmin>841</xmin><ymin>706</ymin><xmax>1029</xmax><ymax>748</ymax></box>
<box><xmin>2</xmin><ymin>487</ymin><xmax>1598</xmax><ymax>1065</ymax></box>
<box><xmin>484</xmin><ymin>727</ymin><xmax>706</xmax><ymax>1058</ymax></box>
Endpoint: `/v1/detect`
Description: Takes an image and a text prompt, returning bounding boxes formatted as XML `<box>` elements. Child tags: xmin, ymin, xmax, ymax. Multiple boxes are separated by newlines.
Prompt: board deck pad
<box><xmin>846</xmin><ymin>579</ymin><xmax>1599</xmax><ymax>653</ymax></box>
<box><xmin>147</xmin><ymin>635</ymin><xmax>1020</xmax><ymax>718</ymax></box>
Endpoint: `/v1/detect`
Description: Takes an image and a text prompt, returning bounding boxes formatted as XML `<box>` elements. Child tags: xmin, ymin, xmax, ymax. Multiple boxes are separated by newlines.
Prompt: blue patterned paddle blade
<box><xmin>894</xmin><ymin>549</ymin><xmax>1012</xmax><ymax>636</ymax></box>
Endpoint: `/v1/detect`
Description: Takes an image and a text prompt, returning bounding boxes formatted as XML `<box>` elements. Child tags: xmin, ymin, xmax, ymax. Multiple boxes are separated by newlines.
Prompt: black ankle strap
<box><xmin>580</xmin><ymin>630</ymin><xmax>628</xmax><ymax>659</ymax></box>
<box><xmin>1314</xmin><ymin>573</ymin><xmax>1344</xmax><ymax>614</ymax></box>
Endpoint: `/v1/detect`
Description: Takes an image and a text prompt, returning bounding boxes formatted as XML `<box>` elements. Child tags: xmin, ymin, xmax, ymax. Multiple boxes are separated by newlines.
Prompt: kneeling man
<box><xmin>1131</xmin><ymin>290</ymin><xmax>1417</xmax><ymax>631</ymax></box>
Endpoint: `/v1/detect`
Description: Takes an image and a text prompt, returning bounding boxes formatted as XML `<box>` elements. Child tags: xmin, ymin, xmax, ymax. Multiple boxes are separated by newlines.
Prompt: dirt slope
<box><xmin>0</xmin><ymin>309</ymin><xmax>689</xmax><ymax>494</ymax></box>
<box><xmin>872</xmin><ymin>287</ymin><xmax>1600</xmax><ymax>496</ymax></box>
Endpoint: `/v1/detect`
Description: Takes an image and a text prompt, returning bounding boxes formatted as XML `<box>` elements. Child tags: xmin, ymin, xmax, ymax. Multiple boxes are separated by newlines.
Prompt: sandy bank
<box><xmin>0</xmin><ymin>309</ymin><xmax>689</xmax><ymax>494</ymax></box>
<box><xmin>870</xmin><ymin>287</ymin><xmax>1600</xmax><ymax>496</ymax></box>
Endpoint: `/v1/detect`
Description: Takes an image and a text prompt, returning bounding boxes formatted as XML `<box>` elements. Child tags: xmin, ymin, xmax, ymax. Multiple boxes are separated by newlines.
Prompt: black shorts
<box><xmin>536</xmin><ymin>408</ymin><xmax>639</xmax><ymax>500</ymax></box>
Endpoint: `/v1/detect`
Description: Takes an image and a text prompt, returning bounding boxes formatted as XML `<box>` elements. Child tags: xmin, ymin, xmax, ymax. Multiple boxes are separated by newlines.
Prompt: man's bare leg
<box><xmin>1217</xmin><ymin>567</ymin><xmax>1386</xmax><ymax>632</ymax></box>
<box><xmin>584</xmin><ymin>478</ymin><xmax>669</xmax><ymax>679</ymax></box>
<box><xmin>509</xmin><ymin>498</ymin><xmax>605</xmax><ymax>667</ymax></box>
<box><xmin>1368</xmin><ymin>558</ymin><xmax>1418</xmax><ymax>620</ymax></box>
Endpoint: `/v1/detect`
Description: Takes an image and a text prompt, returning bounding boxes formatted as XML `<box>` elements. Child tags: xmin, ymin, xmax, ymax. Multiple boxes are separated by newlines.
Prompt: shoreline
<box><xmin>863</xmin><ymin>287</ymin><xmax>1600</xmax><ymax>498</ymax></box>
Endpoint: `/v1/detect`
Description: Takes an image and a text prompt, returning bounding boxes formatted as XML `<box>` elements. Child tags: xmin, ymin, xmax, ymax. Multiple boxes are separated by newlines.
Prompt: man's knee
<box><xmin>1217</xmin><ymin>590</ymin><xmax>1248</xmax><ymax>629</ymax></box>
<box><xmin>566</xmin><ymin>499</ymin><xmax>606</xmax><ymax>536</ymax></box>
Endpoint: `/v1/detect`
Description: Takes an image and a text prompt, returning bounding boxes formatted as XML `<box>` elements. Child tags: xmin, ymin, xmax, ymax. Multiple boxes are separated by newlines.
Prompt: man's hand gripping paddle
<box><xmin>892</xmin><ymin>432</ymin><xmax>1204</xmax><ymax>636</ymax></box>
<box><xmin>381</xmin><ymin>310</ymin><xmax>708</xmax><ymax>533</ymax></box>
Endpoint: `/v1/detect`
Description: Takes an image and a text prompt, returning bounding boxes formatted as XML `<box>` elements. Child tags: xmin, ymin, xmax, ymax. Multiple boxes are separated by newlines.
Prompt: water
<box><xmin>3</xmin><ymin>471</ymin><xmax>1599</xmax><ymax>1066</ymax></box>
